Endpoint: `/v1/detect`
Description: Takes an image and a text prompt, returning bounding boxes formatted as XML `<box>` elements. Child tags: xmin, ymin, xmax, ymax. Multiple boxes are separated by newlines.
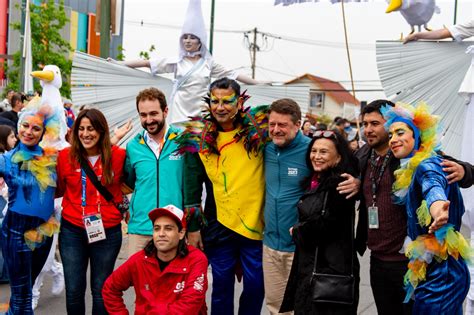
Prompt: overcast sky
<box><xmin>122</xmin><ymin>0</ymin><xmax>473</xmax><ymax>101</ymax></box>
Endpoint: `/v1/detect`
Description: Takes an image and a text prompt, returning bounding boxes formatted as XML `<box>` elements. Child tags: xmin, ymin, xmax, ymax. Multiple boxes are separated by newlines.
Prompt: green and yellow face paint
<box><xmin>210</xmin><ymin>93</ymin><xmax>239</xmax><ymax>109</ymax></box>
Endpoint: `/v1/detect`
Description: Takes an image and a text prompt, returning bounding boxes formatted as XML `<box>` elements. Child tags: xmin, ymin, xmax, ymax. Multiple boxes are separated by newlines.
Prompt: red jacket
<box><xmin>56</xmin><ymin>146</ymin><xmax>126</xmax><ymax>228</ymax></box>
<box><xmin>102</xmin><ymin>246</ymin><xmax>208</xmax><ymax>315</ymax></box>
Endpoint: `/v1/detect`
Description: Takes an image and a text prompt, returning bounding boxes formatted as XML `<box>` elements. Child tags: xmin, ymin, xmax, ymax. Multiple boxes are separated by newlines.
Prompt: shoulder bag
<box><xmin>310</xmin><ymin>191</ymin><xmax>355</xmax><ymax>305</ymax></box>
<box><xmin>80</xmin><ymin>158</ymin><xmax>129</xmax><ymax>215</ymax></box>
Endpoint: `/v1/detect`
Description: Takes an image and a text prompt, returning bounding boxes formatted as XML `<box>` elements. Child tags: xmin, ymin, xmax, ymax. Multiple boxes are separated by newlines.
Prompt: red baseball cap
<box><xmin>148</xmin><ymin>205</ymin><xmax>186</xmax><ymax>229</ymax></box>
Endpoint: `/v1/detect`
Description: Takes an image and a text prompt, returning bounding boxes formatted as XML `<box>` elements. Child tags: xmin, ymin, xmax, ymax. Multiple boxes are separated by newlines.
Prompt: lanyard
<box><xmin>369</xmin><ymin>149</ymin><xmax>391</xmax><ymax>206</ymax></box>
<box><xmin>158</xmin><ymin>136</ymin><xmax>165</xmax><ymax>155</ymax></box>
<box><xmin>81</xmin><ymin>168</ymin><xmax>101</xmax><ymax>216</ymax></box>
<box><xmin>145</xmin><ymin>132</ymin><xmax>165</xmax><ymax>157</ymax></box>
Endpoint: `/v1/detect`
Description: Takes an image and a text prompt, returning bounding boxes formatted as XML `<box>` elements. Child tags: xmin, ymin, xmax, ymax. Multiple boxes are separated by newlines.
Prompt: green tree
<box><xmin>116</xmin><ymin>45</ymin><xmax>125</xmax><ymax>61</ymax></box>
<box><xmin>5</xmin><ymin>0</ymin><xmax>72</xmax><ymax>97</ymax></box>
<box><xmin>138</xmin><ymin>45</ymin><xmax>156</xmax><ymax>60</ymax></box>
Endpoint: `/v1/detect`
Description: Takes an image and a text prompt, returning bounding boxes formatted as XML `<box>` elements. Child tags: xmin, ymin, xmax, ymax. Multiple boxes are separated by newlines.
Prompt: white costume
<box><xmin>150</xmin><ymin>57</ymin><xmax>237</xmax><ymax>124</ymax></box>
<box><xmin>449</xmin><ymin>20</ymin><xmax>474</xmax><ymax>42</ymax></box>
<box><xmin>149</xmin><ymin>0</ymin><xmax>238</xmax><ymax>125</ymax></box>
<box><xmin>30</xmin><ymin>65</ymin><xmax>69</xmax><ymax>149</ymax></box>
<box><xmin>31</xmin><ymin>198</ymin><xmax>64</xmax><ymax>310</ymax></box>
<box><xmin>457</xmin><ymin>20</ymin><xmax>474</xmax><ymax>315</ymax></box>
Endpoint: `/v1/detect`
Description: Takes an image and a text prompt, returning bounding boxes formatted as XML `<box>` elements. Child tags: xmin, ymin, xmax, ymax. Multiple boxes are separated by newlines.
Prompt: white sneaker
<box><xmin>51</xmin><ymin>261</ymin><xmax>64</xmax><ymax>296</ymax></box>
<box><xmin>32</xmin><ymin>297</ymin><xmax>39</xmax><ymax>310</ymax></box>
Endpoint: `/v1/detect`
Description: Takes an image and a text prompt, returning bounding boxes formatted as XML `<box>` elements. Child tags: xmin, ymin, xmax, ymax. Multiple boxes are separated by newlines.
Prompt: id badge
<box><xmin>368</xmin><ymin>206</ymin><xmax>379</xmax><ymax>229</ymax></box>
<box><xmin>83</xmin><ymin>214</ymin><xmax>106</xmax><ymax>244</ymax></box>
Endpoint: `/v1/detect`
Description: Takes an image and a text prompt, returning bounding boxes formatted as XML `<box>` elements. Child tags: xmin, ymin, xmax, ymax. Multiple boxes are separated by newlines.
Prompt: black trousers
<box><xmin>370</xmin><ymin>256</ymin><xmax>413</xmax><ymax>315</ymax></box>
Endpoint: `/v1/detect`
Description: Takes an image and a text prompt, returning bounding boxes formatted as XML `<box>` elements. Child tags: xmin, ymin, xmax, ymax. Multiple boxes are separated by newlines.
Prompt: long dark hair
<box><xmin>0</xmin><ymin>125</ymin><xmax>15</xmax><ymax>153</ymax></box>
<box><xmin>69</xmin><ymin>109</ymin><xmax>113</xmax><ymax>185</ymax></box>
<box><xmin>302</xmin><ymin>131</ymin><xmax>359</xmax><ymax>188</ymax></box>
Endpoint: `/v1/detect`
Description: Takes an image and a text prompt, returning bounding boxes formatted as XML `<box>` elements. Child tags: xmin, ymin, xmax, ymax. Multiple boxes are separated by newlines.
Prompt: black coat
<box><xmin>280</xmin><ymin>174</ymin><xmax>360</xmax><ymax>315</ymax></box>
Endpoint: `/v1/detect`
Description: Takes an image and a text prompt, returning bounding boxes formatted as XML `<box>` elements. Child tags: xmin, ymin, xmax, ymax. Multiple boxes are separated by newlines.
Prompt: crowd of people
<box><xmin>0</xmin><ymin>2</ymin><xmax>472</xmax><ymax>313</ymax></box>
<box><xmin>0</xmin><ymin>76</ymin><xmax>473</xmax><ymax>315</ymax></box>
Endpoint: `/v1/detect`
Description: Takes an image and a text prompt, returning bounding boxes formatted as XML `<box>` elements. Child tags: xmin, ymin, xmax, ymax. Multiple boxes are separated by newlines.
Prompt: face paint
<box><xmin>388</xmin><ymin>122</ymin><xmax>415</xmax><ymax>159</ymax></box>
<box><xmin>209</xmin><ymin>88</ymin><xmax>241</xmax><ymax>131</ymax></box>
<box><xmin>18</xmin><ymin>115</ymin><xmax>45</xmax><ymax>147</ymax></box>
<box><xmin>210</xmin><ymin>93</ymin><xmax>238</xmax><ymax>108</ymax></box>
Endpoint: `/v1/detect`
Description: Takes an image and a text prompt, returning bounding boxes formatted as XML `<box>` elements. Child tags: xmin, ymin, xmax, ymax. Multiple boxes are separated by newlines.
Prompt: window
<box><xmin>309</xmin><ymin>91</ymin><xmax>325</xmax><ymax>109</ymax></box>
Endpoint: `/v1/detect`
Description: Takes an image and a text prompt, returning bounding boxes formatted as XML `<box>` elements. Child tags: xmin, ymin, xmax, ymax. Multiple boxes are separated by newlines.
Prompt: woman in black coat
<box><xmin>280</xmin><ymin>130</ymin><xmax>360</xmax><ymax>315</ymax></box>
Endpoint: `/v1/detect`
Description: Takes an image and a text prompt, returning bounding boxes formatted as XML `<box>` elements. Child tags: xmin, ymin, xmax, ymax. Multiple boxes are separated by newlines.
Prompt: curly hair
<box><xmin>136</xmin><ymin>88</ymin><xmax>167</xmax><ymax>112</ymax></box>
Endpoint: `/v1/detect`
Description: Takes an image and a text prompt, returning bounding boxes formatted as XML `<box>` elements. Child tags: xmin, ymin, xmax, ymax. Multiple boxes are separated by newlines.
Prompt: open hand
<box><xmin>114</xmin><ymin>120</ymin><xmax>133</xmax><ymax>141</ymax></box>
<box><xmin>337</xmin><ymin>173</ymin><xmax>361</xmax><ymax>199</ymax></box>
<box><xmin>428</xmin><ymin>200</ymin><xmax>450</xmax><ymax>233</ymax></box>
<box><xmin>441</xmin><ymin>160</ymin><xmax>465</xmax><ymax>184</ymax></box>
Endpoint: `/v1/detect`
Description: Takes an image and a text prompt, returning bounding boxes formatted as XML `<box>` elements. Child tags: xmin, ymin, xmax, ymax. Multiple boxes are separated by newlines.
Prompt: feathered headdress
<box><xmin>175</xmin><ymin>91</ymin><xmax>269</xmax><ymax>156</ymax></box>
<box><xmin>381</xmin><ymin>102</ymin><xmax>441</xmax><ymax>203</ymax></box>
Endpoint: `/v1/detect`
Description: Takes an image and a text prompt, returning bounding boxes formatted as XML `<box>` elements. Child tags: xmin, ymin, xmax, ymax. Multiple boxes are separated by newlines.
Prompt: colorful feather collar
<box><xmin>381</xmin><ymin>102</ymin><xmax>440</xmax><ymax>203</ymax></box>
<box><xmin>11</xmin><ymin>143</ymin><xmax>57</xmax><ymax>192</ymax></box>
<box><xmin>175</xmin><ymin>91</ymin><xmax>269</xmax><ymax>156</ymax></box>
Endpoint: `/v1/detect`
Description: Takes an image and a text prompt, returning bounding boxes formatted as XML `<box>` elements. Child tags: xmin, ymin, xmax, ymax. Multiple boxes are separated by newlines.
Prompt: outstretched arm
<box><xmin>236</xmin><ymin>74</ymin><xmax>271</xmax><ymax>85</ymax></box>
<box><xmin>404</xmin><ymin>28</ymin><xmax>452</xmax><ymax>43</ymax></box>
<box><xmin>123</xmin><ymin>59</ymin><xmax>151</xmax><ymax>68</ymax></box>
<box><xmin>418</xmin><ymin>161</ymin><xmax>450</xmax><ymax>233</ymax></box>
<box><xmin>107</xmin><ymin>58</ymin><xmax>151</xmax><ymax>69</ymax></box>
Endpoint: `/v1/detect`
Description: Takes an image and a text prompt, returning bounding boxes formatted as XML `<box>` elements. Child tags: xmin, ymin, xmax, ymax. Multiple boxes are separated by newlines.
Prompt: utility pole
<box><xmin>100</xmin><ymin>0</ymin><xmax>111</xmax><ymax>58</ymax></box>
<box><xmin>209</xmin><ymin>0</ymin><xmax>215</xmax><ymax>54</ymax></box>
<box><xmin>251</xmin><ymin>27</ymin><xmax>257</xmax><ymax>79</ymax></box>
<box><xmin>19</xmin><ymin>0</ymin><xmax>26</xmax><ymax>91</ymax></box>
<box><xmin>453</xmin><ymin>0</ymin><xmax>458</xmax><ymax>25</ymax></box>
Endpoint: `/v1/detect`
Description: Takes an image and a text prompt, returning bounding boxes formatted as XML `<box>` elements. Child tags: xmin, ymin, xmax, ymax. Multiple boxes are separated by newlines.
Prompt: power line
<box><xmin>247</xmin><ymin>30</ymin><xmax>374</xmax><ymax>51</ymax></box>
<box><xmin>124</xmin><ymin>19</ymin><xmax>248</xmax><ymax>34</ymax></box>
<box><xmin>125</xmin><ymin>19</ymin><xmax>375</xmax><ymax>50</ymax></box>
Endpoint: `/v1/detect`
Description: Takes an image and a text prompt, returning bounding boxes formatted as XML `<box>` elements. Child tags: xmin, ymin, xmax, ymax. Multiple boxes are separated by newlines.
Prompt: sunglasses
<box><xmin>314</xmin><ymin>130</ymin><xmax>336</xmax><ymax>139</ymax></box>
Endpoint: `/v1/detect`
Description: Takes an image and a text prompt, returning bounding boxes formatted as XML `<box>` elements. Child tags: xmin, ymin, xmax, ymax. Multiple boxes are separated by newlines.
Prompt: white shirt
<box><xmin>143</xmin><ymin>124</ymin><xmax>169</xmax><ymax>159</ymax></box>
<box><xmin>150</xmin><ymin>56</ymin><xmax>238</xmax><ymax>124</ymax></box>
<box><xmin>449</xmin><ymin>20</ymin><xmax>474</xmax><ymax>42</ymax></box>
<box><xmin>88</xmin><ymin>155</ymin><xmax>100</xmax><ymax>166</ymax></box>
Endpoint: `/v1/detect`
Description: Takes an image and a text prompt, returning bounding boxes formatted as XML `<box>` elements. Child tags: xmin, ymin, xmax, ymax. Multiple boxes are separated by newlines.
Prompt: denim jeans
<box><xmin>205</xmin><ymin>232</ymin><xmax>265</xmax><ymax>315</ymax></box>
<box><xmin>1</xmin><ymin>210</ymin><xmax>53</xmax><ymax>314</ymax></box>
<box><xmin>0</xmin><ymin>207</ymin><xmax>8</xmax><ymax>283</ymax></box>
<box><xmin>59</xmin><ymin>219</ymin><xmax>122</xmax><ymax>315</ymax></box>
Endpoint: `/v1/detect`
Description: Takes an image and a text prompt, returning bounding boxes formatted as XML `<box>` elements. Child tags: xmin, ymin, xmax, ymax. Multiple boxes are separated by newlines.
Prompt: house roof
<box><xmin>286</xmin><ymin>73</ymin><xmax>359</xmax><ymax>105</ymax></box>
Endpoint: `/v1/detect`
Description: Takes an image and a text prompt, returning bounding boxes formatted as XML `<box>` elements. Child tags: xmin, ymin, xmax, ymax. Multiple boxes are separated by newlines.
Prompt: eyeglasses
<box><xmin>313</xmin><ymin>130</ymin><xmax>336</xmax><ymax>139</ymax></box>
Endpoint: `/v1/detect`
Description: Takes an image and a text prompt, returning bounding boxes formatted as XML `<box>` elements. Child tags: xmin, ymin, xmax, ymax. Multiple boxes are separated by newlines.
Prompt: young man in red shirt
<box><xmin>102</xmin><ymin>205</ymin><xmax>208</xmax><ymax>314</ymax></box>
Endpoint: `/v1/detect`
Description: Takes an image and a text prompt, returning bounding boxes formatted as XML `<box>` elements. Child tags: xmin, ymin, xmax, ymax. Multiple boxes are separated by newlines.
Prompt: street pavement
<box><xmin>0</xmin><ymin>235</ymin><xmax>377</xmax><ymax>314</ymax></box>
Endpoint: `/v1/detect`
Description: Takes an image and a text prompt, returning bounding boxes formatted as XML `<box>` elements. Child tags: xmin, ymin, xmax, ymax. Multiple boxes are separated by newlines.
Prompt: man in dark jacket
<box><xmin>356</xmin><ymin>99</ymin><xmax>473</xmax><ymax>315</ymax></box>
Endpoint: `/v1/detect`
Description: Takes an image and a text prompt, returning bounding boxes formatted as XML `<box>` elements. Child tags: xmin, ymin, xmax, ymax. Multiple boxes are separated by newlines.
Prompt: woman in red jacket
<box><xmin>57</xmin><ymin>108</ymin><xmax>126</xmax><ymax>315</ymax></box>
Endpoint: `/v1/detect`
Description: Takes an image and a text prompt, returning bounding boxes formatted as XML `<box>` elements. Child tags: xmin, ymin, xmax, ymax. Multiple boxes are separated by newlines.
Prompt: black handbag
<box><xmin>80</xmin><ymin>158</ymin><xmax>129</xmax><ymax>215</ymax></box>
<box><xmin>310</xmin><ymin>192</ymin><xmax>355</xmax><ymax>305</ymax></box>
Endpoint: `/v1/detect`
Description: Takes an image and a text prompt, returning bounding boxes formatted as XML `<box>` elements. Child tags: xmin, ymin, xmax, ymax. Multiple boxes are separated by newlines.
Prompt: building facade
<box><xmin>0</xmin><ymin>0</ymin><xmax>124</xmax><ymax>92</ymax></box>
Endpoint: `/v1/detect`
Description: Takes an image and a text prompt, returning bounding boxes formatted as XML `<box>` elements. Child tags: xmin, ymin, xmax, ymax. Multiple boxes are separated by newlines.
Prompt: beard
<box><xmin>143</xmin><ymin>119</ymin><xmax>165</xmax><ymax>135</ymax></box>
<box><xmin>368</xmin><ymin>133</ymin><xmax>390</xmax><ymax>151</ymax></box>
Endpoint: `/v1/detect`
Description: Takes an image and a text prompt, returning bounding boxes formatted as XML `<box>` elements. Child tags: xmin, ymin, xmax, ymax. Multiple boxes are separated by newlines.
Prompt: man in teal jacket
<box><xmin>124</xmin><ymin>88</ymin><xmax>185</xmax><ymax>257</ymax></box>
<box><xmin>263</xmin><ymin>99</ymin><xmax>311</xmax><ymax>314</ymax></box>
